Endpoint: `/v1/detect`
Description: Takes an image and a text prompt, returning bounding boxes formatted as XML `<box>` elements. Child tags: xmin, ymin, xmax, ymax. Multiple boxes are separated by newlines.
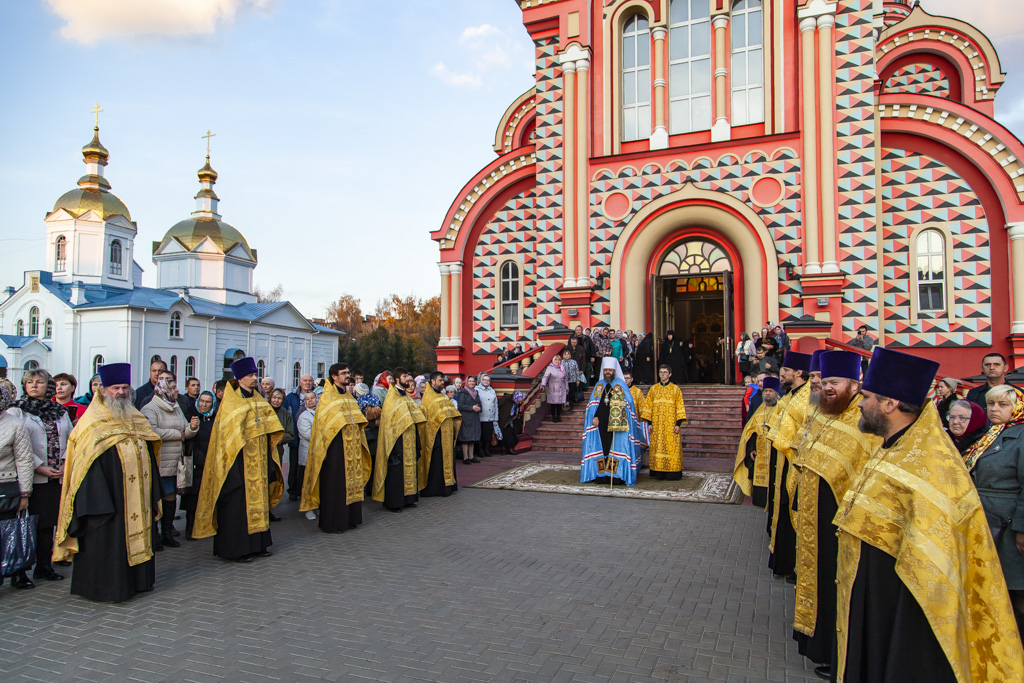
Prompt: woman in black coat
<box><xmin>181</xmin><ymin>391</ymin><xmax>217</xmax><ymax>540</ymax></box>
<box><xmin>660</xmin><ymin>331</ymin><xmax>685</xmax><ymax>384</ymax></box>
<box><xmin>634</xmin><ymin>332</ymin><xmax>655</xmax><ymax>385</ymax></box>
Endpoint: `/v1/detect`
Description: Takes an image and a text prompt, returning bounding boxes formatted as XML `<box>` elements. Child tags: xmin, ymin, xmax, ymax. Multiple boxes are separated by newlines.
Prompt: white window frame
<box><xmin>43</xmin><ymin>318</ymin><xmax>52</xmax><ymax>339</ymax></box>
<box><xmin>499</xmin><ymin>260</ymin><xmax>521</xmax><ymax>330</ymax></box>
<box><xmin>110</xmin><ymin>239</ymin><xmax>123</xmax><ymax>276</ymax></box>
<box><xmin>621</xmin><ymin>13</ymin><xmax>652</xmax><ymax>142</ymax></box>
<box><xmin>911</xmin><ymin>227</ymin><xmax>952</xmax><ymax>319</ymax></box>
<box><xmin>15</xmin><ymin>320</ymin><xmax>23</xmax><ymax>336</ymax></box>
<box><xmin>55</xmin><ymin>235</ymin><xmax>67</xmax><ymax>272</ymax></box>
<box><xmin>257</xmin><ymin>359</ymin><xmax>266</xmax><ymax>378</ymax></box>
<box><xmin>185</xmin><ymin>356</ymin><xmax>196</xmax><ymax>378</ymax></box>
<box><xmin>294</xmin><ymin>362</ymin><xmax>302</xmax><ymax>386</ymax></box>
<box><xmin>28</xmin><ymin>307</ymin><xmax>39</xmax><ymax>337</ymax></box>
<box><xmin>668</xmin><ymin>0</ymin><xmax>713</xmax><ymax>134</ymax></box>
<box><xmin>730</xmin><ymin>0</ymin><xmax>764</xmax><ymax>126</ymax></box>
<box><xmin>169</xmin><ymin>311</ymin><xmax>182</xmax><ymax>338</ymax></box>
<box><xmin>170</xmin><ymin>355</ymin><xmax>178</xmax><ymax>378</ymax></box>
<box><xmin>93</xmin><ymin>354</ymin><xmax>104</xmax><ymax>375</ymax></box>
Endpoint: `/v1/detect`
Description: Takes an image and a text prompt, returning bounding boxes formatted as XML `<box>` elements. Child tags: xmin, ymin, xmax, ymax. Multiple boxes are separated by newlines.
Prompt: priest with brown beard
<box><xmin>789</xmin><ymin>351</ymin><xmax>879</xmax><ymax>679</ymax></box>
<box><xmin>53</xmin><ymin>363</ymin><xmax>164</xmax><ymax>602</ymax></box>
<box><xmin>373</xmin><ymin>368</ymin><xmax>425</xmax><ymax>512</ymax></box>
<box><xmin>419</xmin><ymin>371</ymin><xmax>461</xmax><ymax>498</ymax></box>
<box><xmin>193</xmin><ymin>357</ymin><xmax>284</xmax><ymax>562</ymax></box>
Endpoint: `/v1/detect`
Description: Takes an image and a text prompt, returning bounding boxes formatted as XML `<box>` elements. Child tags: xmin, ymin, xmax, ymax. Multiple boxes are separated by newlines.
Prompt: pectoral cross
<box><xmin>90</xmin><ymin>103</ymin><xmax>103</xmax><ymax>126</ymax></box>
<box><xmin>202</xmin><ymin>129</ymin><xmax>216</xmax><ymax>156</ymax></box>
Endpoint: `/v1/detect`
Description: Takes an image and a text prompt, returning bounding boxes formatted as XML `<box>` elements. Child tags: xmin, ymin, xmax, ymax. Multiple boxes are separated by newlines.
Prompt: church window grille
<box><xmin>730</xmin><ymin>0</ymin><xmax>764</xmax><ymax>126</ymax></box>
<box><xmin>170</xmin><ymin>355</ymin><xmax>178</xmax><ymax>377</ymax></box>
<box><xmin>668</xmin><ymin>0</ymin><xmax>712</xmax><ymax>134</ymax></box>
<box><xmin>916</xmin><ymin>229</ymin><xmax>945</xmax><ymax>312</ymax></box>
<box><xmin>15</xmin><ymin>320</ymin><xmax>23</xmax><ymax>336</ymax></box>
<box><xmin>257</xmin><ymin>360</ymin><xmax>266</xmax><ymax>378</ymax></box>
<box><xmin>317</xmin><ymin>362</ymin><xmax>325</xmax><ymax>379</ymax></box>
<box><xmin>92</xmin><ymin>354</ymin><xmax>104</xmax><ymax>375</ymax></box>
<box><xmin>500</xmin><ymin>261</ymin><xmax>520</xmax><ymax>329</ymax></box>
<box><xmin>185</xmin><ymin>356</ymin><xmax>195</xmax><ymax>378</ymax></box>
<box><xmin>169</xmin><ymin>312</ymin><xmax>182</xmax><ymax>338</ymax></box>
<box><xmin>622</xmin><ymin>13</ymin><xmax>652</xmax><ymax>142</ymax></box>
<box><xmin>659</xmin><ymin>239</ymin><xmax>732</xmax><ymax>276</ymax></box>
<box><xmin>110</xmin><ymin>240</ymin><xmax>123</xmax><ymax>276</ymax></box>
<box><xmin>293</xmin><ymin>362</ymin><xmax>302</xmax><ymax>387</ymax></box>
<box><xmin>24</xmin><ymin>360</ymin><xmax>39</xmax><ymax>371</ymax></box>
<box><xmin>43</xmin><ymin>319</ymin><xmax>52</xmax><ymax>338</ymax></box>
<box><xmin>28</xmin><ymin>307</ymin><xmax>39</xmax><ymax>337</ymax></box>
<box><xmin>55</xmin><ymin>236</ymin><xmax>67</xmax><ymax>272</ymax></box>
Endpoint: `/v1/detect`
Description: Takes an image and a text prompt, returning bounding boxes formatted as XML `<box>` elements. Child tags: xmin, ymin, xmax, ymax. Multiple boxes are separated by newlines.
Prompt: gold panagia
<box><xmin>193</xmin><ymin>383</ymin><xmax>284</xmax><ymax>539</ymax></box>
<box><xmin>418</xmin><ymin>384</ymin><xmax>461</xmax><ymax>488</ymax></box>
<box><xmin>834</xmin><ymin>402</ymin><xmax>1024</xmax><ymax>683</ymax></box>
<box><xmin>300</xmin><ymin>385</ymin><xmax>371</xmax><ymax>511</ymax></box>
<box><xmin>53</xmin><ymin>395</ymin><xmax>162</xmax><ymax>566</ymax></box>
<box><xmin>373</xmin><ymin>385</ymin><xmax>426</xmax><ymax>501</ymax></box>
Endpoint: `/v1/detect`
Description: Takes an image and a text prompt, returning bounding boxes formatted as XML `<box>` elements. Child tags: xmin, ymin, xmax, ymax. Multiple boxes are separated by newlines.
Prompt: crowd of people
<box><xmin>0</xmin><ymin>356</ymin><xmax>531</xmax><ymax>603</ymax></box>
<box><xmin>733</xmin><ymin>346</ymin><xmax>1024</xmax><ymax>681</ymax></box>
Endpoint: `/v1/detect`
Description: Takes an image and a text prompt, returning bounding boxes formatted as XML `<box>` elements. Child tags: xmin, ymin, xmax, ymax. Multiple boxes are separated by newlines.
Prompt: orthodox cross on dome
<box><xmin>90</xmin><ymin>103</ymin><xmax>103</xmax><ymax>127</ymax></box>
<box><xmin>202</xmin><ymin>129</ymin><xmax>216</xmax><ymax>157</ymax></box>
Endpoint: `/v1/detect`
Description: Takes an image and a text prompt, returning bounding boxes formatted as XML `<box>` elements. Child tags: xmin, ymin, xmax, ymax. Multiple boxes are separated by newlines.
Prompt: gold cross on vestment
<box><xmin>202</xmin><ymin>129</ymin><xmax>216</xmax><ymax>155</ymax></box>
<box><xmin>90</xmin><ymin>103</ymin><xmax>103</xmax><ymax>126</ymax></box>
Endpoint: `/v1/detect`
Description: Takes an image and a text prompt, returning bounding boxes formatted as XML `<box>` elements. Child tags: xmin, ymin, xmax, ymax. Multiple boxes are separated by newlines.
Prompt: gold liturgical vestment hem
<box><xmin>629</xmin><ymin>386</ymin><xmax>650</xmax><ymax>422</ymax></box>
<box><xmin>766</xmin><ymin>389</ymin><xmax>799</xmax><ymax>553</ymax></box>
<box><xmin>54</xmin><ymin>396</ymin><xmax>162</xmax><ymax>566</ymax></box>
<box><xmin>732</xmin><ymin>402</ymin><xmax>776</xmax><ymax>496</ymax></box>
<box><xmin>647</xmin><ymin>382</ymin><xmax>687</xmax><ymax>472</ymax></box>
<box><xmin>792</xmin><ymin>395</ymin><xmax>880</xmax><ymax>637</ymax></box>
<box><xmin>373</xmin><ymin>385</ymin><xmax>426</xmax><ymax>502</ymax></box>
<box><xmin>193</xmin><ymin>383</ymin><xmax>284</xmax><ymax>539</ymax></box>
<box><xmin>834</xmin><ymin>403</ymin><xmax>1024</xmax><ymax>683</ymax></box>
<box><xmin>418</xmin><ymin>384</ymin><xmax>461</xmax><ymax>487</ymax></box>
<box><xmin>300</xmin><ymin>385</ymin><xmax>371</xmax><ymax>511</ymax></box>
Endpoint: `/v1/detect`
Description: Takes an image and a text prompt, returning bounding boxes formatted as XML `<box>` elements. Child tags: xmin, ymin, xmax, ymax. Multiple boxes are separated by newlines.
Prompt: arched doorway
<box><xmin>653</xmin><ymin>237</ymin><xmax>734</xmax><ymax>383</ymax></box>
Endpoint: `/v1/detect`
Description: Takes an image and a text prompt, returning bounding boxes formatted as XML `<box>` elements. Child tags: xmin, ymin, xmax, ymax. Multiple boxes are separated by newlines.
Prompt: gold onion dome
<box><xmin>162</xmin><ymin>217</ymin><xmax>252</xmax><ymax>259</ymax></box>
<box><xmin>81</xmin><ymin>126</ymin><xmax>109</xmax><ymax>160</ymax></box>
<box><xmin>52</xmin><ymin>188</ymin><xmax>132</xmax><ymax>222</ymax></box>
<box><xmin>197</xmin><ymin>155</ymin><xmax>218</xmax><ymax>182</ymax></box>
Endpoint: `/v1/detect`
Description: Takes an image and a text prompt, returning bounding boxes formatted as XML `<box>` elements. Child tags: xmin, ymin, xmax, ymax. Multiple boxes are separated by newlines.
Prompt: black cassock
<box><xmin>421</xmin><ymin>427</ymin><xmax>457</xmax><ymax>497</ymax></box>
<box><xmin>68</xmin><ymin>444</ymin><xmax>162</xmax><ymax>603</ymax></box>
<box><xmin>383</xmin><ymin>432</ymin><xmax>420</xmax><ymax>510</ymax></box>
<box><xmin>768</xmin><ymin>458</ymin><xmax>797</xmax><ymax>577</ymax></box>
<box><xmin>660</xmin><ymin>337</ymin><xmax>685</xmax><ymax>383</ymax></box>
<box><xmin>212</xmin><ymin>443</ymin><xmax>273</xmax><ymax>560</ymax></box>
<box><xmin>741</xmin><ymin>433</ymin><xmax>767</xmax><ymax>509</ymax></box>
<box><xmin>317</xmin><ymin>430</ymin><xmax>363</xmax><ymax>533</ymax></box>
<box><xmin>794</xmin><ymin>482</ymin><xmax>838</xmax><ymax>664</ymax></box>
<box><xmin>592</xmin><ymin>382</ymin><xmax>617</xmax><ymax>484</ymax></box>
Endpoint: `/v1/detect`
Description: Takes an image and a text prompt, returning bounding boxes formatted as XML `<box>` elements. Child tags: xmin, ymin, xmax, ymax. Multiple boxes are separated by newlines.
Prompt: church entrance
<box><xmin>650</xmin><ymin>238</ymin><xmax>735</xmax><ymax>384</ymax></box>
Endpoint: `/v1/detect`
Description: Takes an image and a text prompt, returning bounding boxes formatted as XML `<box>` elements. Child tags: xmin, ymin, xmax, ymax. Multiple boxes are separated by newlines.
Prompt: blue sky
<box><xmin>0</xmin><ymin>0</ymin><xmax>1021</xmax><ymax>319</ymax></box>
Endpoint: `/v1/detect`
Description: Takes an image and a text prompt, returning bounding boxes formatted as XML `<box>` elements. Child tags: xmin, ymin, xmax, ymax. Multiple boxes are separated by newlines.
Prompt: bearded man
<box><xmin>733</xmin><ymin>376</ymin><xmax>781</xmax><ymax>509</ymax></box>
<box><xmin>419</xmin><ymin>371</ymin><xmax>461</xmax><ymax>498</ymax></box>
<box><xmin>300</xmin><ymin>363</ymin><xmax>371</xmax><ymax>533</ymax></box>
<box><xmin>53</xmin><ymin>363</ymin><xmax>163</xmax><ymax>602</ymax></box>
<box><xmin>835</xmin><ymin>347</ymin><xmax>1024</xmax><ymax>682</ymax></box>
<box><xmin>581</xmin><ymin>358</ymin><xmax>645</xmax><ymax>486</ymax></box>
<box><xmin>193</xmin><ymin>357</ymin><xmax>284</xmax><ymax>562</ymax></box>
<box><xmin>373</xmin><ymin>367</ymin><xmax>425</xmax><ymax>512</ymax></box>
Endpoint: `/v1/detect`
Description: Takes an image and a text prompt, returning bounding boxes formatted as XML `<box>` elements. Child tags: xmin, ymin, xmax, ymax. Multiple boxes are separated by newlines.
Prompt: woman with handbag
<box><xmin>0</xmin><ymin>385</ymin><xmax>35</xmax><ymax>590</ymax></box>
<box><xmin>141</xmin><ymin>371</ymin><xmax>197</xmax><ymax>549</ymax></box>
<box><xmin>963</xmin><ymin>384</ymin><xmax>1024</xmax><ymax>634</ymax></box>
<box><xmin>15</xmin><ymin>369</ymin><xmax>73</xmax><ymax>586</ymax></box>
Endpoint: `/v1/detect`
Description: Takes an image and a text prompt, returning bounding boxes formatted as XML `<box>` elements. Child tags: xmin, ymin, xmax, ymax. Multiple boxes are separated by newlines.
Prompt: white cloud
<box><xmin>43</xmin><ymin>0</ymin><xmax>274</xmax><ymax>45</ymax></box>
<box><xmin>922</xmin><ymin>1</ymin><xmax>1024</xmax><ymax>40</ymax></box>
<box><xmin>460</xmin><ymin>24</ymin><xmax>501</xmax><ymax>44</ymax></box>
<box><xmin>429</xmin><ymin>62</ymin><xmax>482</xmax><ymax>88</ymax></box>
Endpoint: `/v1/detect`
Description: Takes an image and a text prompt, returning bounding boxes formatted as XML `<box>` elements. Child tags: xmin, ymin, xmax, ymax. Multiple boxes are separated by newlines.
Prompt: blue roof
<box><xmin>0</xmin><ymin>335</ymin><xmax>51</xmax><ymax>351</ymax></box>
<box><xmin>312</xmin><ymin>323</ymin><xmax>345</xmax><ymax>336</ymax></box>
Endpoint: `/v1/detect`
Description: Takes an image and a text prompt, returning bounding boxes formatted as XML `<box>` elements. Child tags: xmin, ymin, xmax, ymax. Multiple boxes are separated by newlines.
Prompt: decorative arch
<box><xmin>602</xmin><ymin>0</ymin><xmax>659</xmax><ymax>156</ymax></box>
<box><xmin>492</xmin><ymin>88</ymin><xmax>537</xmax><ymax>154</ymax></box>
<box><xmin>609</xmin><ymin>183</ymin><xmax>779</xmax><ymax>333</ymax></box>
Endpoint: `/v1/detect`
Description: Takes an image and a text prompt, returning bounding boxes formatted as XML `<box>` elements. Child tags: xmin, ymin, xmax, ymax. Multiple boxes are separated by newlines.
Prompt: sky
<box><xmin>0</xmin><ymin>0</ymin><xmax>1021</xmax><ymax>319</ymax></box>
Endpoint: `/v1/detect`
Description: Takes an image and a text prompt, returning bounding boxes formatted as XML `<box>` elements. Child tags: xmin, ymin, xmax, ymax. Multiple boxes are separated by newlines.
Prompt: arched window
<box><xmin>257</xmin><ymin>360</ymin><xmax>266</xmax><ymax>378</ymax></box>
<box><xmin>43</xmin><ymin>318</ymin><xmax>52</xmax><ymax>338</ymax></box>
<box><xmin>916</xmin><ymin>229</ymin><xmax>945</xmax><ymax>312</ymax></box>
<box><xmin>92</xmin><ymin>354</ymin><xmax>104</xmax><ymax>375</ymax></box>
<box><xmin>731</xmin><ymin>0</ymin><xmax>764</xmax><ymax>126</ymax></box>
<box><xmin>185</xmin><ymin>356</ymin><xmax>195</xmax><ymax>378</ymax></box>
<box><xmin>15</xmin><ymin>320</ymin><xmax>23</xmax><ymax>336</ymax></box>
<box><xmin>54</xmin><ymin>235</ymin><xmax>67</xmax><ymax>271</ymax></box>
<box><xmin>170</xmin><ymin>355</ymin><xmax>178</xmax><ymax>377</ymax></box>
<box><xmin>151</xmin><ymin>354</ymin><xmax>162</xmax><ymax>365</ymax></box>
<box><xmin>24</xmin><ymin>360</ymin><xmax>39</xmax><ymax>371</ymax></box>
<box><xmin>169</xmin><ymin>311</ymin><xmax>182</xmax><ymax>338</ymax></box>
<box><xmin>28</xmin><ymin>307</ymin><xmax>39</xmax><ymax>336</ymax></box>
<box><xmin>109</xmin><ymin>240</ymin><xmax>123</xmax><ymax>276</ymax></box>
<box><xmin>500</xmin><ymin>261</ymin><xmax>521</xmax><ymax>329</ymax></box>
<box><xmin>293</xmin><ymin>362</ymin><xmax>302</xmax><ymax>387</ymax></box>
<box><xmin>668</xmin><ymin>0</ymin><xmax>712</xmax><ymax>134</ymax></box>
<box><xmin>622</xmin><ymin>13</ymin><xmax>652</xmax><ymax>142</ymax></box>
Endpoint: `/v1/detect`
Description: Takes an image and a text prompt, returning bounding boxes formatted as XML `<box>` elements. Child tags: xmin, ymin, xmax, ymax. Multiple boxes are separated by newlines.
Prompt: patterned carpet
<box><xmin>469</xmin><ymin>463</ymin><xmax>742</xmax><ymax>504</ymax></box>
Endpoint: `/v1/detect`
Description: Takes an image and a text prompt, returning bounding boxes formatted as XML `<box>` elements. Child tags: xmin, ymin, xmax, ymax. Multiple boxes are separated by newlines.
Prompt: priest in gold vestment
<box><xmin>732</xmin><ymin>376</ymin><xmax>781</xmax><ymax>509</ymax></box>
<box><xmin>300</xmin><ymin>363</ymin><xmax>371</xmax><ymax>533</ymax></box>
<box><xmin>373</xmin><ymin>368</ymin><xmax>426</xmax><ymax>512</ymax></box>
<box><xmin>646</xmin><ymin>364</ymin><xmax>688</xmax><ymax>479</ymax></box>
<box><xmin>835</xmin><ymin>347</ymin><xmax>1024</xmax><ymax>682</ymax></box>
<box><xmin>53</xmin><ymin>363</ymin><xmax>163</xmax><ymax>603</ymax></box>
<box><xmin>419</xmin><ymin>371</ymin><xmax>461</xmax><ymax>498</ymax></box>
<box><xmin>193</xmin><ymin>357</ymin><xmax>284</xmax><ymax>562</ymax></box>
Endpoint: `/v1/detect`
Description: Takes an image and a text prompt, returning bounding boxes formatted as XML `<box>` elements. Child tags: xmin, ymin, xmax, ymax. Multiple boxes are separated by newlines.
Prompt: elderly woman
<box><xmin>933</xmin><ymin>377</ymin><xmax>960</xmax><ymax>428</ymax></box>
<box><xmin>296</xmin><ymin>391</ymin><xmax>318</xmax><ymax>520</ymax></box>
<box><xmin>963</xmin><ymin>384</ymin><xmax>1024</xmax><ymax>628</ymax></box>
<box><xmin>477</xmin><ymin>374</ymin><xmax>498</xmax><ymax>458</ymax></box>
<box><xmin>0</xmin><ymin>385</ymin><xmax>35</xmax><ymax>591</ymax></box>
<box><xmin>540</xmin><ymin>353</ymin><xmax>569</xmax><ymax>422</ymax></box>
<box><xmin>15</xmin><ymin>369</ymin><xmax>73</xmax><ymax>585</ymax></box>
<box><xmin>457</xmin><ymin>376</ymin><xmax>482</xmax><ymax>464</ymax></box>
<box><xmin>560</xmin><ymin>348</ymin><xmax>582</xmax><ymax>407</ymax></box>
<box><xmin>260</xmin><ymin>377</ymin><xmax>276</xmax><ymax>399</ymax></box>
<box><xmin>74</xmin><ymin>373</ymin><xmax>102</xmax><ymax>406</ymax></box>
<box><xmin>142</xmin><ymin>371</ymin><xmax>198</xmax><ymax>549</ymax></box>
<box><xmin>180</xmin><ymin>391</ymin><xmax>217</xmax><ymax>540</ymax></box>
<box><xmin>947</xmin><ymin>399</ymin><xmax>989</xmax><ymax>455</ymax></box>
<box><xmin>269</xmin><ymin>388</ymin><xmax>296</xmax><ymax>464</ymax></box>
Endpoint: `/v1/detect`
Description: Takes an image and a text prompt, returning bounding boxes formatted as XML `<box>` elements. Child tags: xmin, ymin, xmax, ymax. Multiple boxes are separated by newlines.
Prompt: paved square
<box><xmin>1</xmin><ymin>489</ymin><xmax>817</xmax><ymax>682</ymax></box>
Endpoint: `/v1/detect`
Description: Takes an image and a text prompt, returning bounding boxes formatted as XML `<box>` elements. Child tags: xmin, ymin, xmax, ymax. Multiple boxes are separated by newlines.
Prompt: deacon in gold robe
<box><xmin>300</xmin><ymin>363</ymin><xmax>372</xmax><ymax>533</ymax></box>
<box><xmin>193</xmin><ymin>357</ymin><xmax>284</xmax><ymax>562</ymax></box>
<box><xmin>419</xmin><ymin>371</ymin><xmax>461</xmax><ymax>498</ymax></box>
<box><xmin>835</xmin><ymin>347</ymin><xmax>1024</xmax><ymax>682</ymax></box>
<box><xmin>732</xmin><ymin>376</ymin><xmax>781</xmax><ymax>509</ymax></box>
<box><xmin>766</xmin><ymin>350</ymin><xmax>812</xmax><ymax>578</ymax></box>
<box><xmin>647</xmin><ymin>363</ymin><xmax>688</xmax><ymax>479</ymax></box>
<box><xmin>623</xmin><ymin>370</ymin><xmax>651</xmax><ymax>467</ymax></box>
<box><xmin>53</xmin><ymin>363</ymin><xmax>163</xmax><ymax>603</ymax></box>
<box><xmin>790</xmin><ymin>351</ymin><xmax>879</xmax><ymax>678</ymax></box>
<box><xmin>373</xmin><ymin>368</ymin><xmax>426</xmax><ymax>512</ymax></box>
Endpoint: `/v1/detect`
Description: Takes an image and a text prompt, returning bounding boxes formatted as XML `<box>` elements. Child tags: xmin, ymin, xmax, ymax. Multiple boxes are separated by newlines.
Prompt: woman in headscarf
<box><xmin>74</xmin><ymin>373</ymin><xmax>102</xmax><ymax>406</ymax></box>
<box><xmin>457</xmin><ymin>376</ymin><xmax>483</xmax><ymax>463</ymax></box>
<box><xmin>354</xmin><ymin>386</ymin><xmax>383</xmax><ymax>498</ymax></box>
<box><xmin>947</xmin><ymin>399</ymin><xmax>989</xmax><ymax>455</ymax></box>
<box><xmin>932</xmin><ymin>377</ymin><xmax>960</xmax><ymax>428</ymax></box>
<box><xmin>496</xmin><ymin>390</ymin><xmax>526</xmax><ymax>453</ymax></box>
<box><xmin>180</xmin><ymin>391</ymin><xmax>217</xmax><ymax>540</ymax></box>
<box><xmin>660</xmin><ymin>331</ymin><xmax>685</xmax><ymax>384</ymax></box>
<box><xmin>371</xmin><ymin>372</ymin><xmax>391</xmax><ymax>403</ymax></box>
<box><xmin>15</xmin><ymin>369</ymin><xmax>74</xmax><ymax>585</ymax></box>
<box><xmin>635</xmin><ymin>332</ymin><xmax>655</xmax><ymax>385</ymax></box>
<box><xmin>567</xmin><ymin>336</ymin><xmax>588</xmax><ymax>397</ymax></box>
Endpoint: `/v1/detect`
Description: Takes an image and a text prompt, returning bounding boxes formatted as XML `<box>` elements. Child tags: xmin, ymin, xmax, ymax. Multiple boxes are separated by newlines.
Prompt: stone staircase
<box><xmin>529</xmin><ymin>384</ymin><xmax>746</xmax><ymax>467</ymax></box>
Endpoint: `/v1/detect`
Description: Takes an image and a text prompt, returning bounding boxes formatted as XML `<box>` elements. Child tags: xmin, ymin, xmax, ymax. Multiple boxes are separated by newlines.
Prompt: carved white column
<box><xmin>575</xmin><ymin>57</ymin><xmax>591</xmax><ymax>288</ymax></box>
<box><xmin>561</xmin><ymin>59</ymin><xmax>578</xmax><ymax>288</ymax></box>
<box><xmin>650</xmin><ymin>26</ymin><xmax>668</xmax><ymax>150</ymax></box>
<box><xmin>438</xmin><ymin>263</ymin><xmax>451</xmax><ymax>345</ymax></box>
<box><xmin>449</xmin><ymin>263</ymin><xmax>462</xmax><ymax>346</ymax></box>
<box><xmin>1009</xmin><ymin>224</ymin><xmax>1024</xmax><ymax>334</ymax></box>
<box><xmin>817</xmin><ymin>12</ymin><xmax>840</xmax><ymax>274</ymax></box>
<box><xmin>799</xmin><ymin>16</ymin><xmax>821</xmax><ymax>275</ymax></box>
<box><xmin>711</xmin><ymin>15</ymin><xmax>731</xmax><ymax>142</ymax></box>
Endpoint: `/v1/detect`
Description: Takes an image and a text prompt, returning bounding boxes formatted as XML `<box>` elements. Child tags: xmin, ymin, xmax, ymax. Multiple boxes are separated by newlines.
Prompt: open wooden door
<box><xmin>651</xmin><ymin>275</ymin><xmax>664</xmax><ymax>368</ymax></box>
<box><xmin>722</xmin><ymin>271</ymin><xmax>734</xmax><ymax>384</ymax></box>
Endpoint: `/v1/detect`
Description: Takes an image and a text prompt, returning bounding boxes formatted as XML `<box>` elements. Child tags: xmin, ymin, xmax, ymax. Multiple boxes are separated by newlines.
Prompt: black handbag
<box><xmin>0</xmin><ymin>480</ymin><xmax>21</xmax><ymax>515</ymax></box>
<box><xmin>985</xmin><ymin>511</ymin><xmax>1012</xmax><ymax>546</ymax></box>
<box><xmin>0</xmin><ymin>510</ymin><xmax>37</xmax><ymax>576</ymax></box>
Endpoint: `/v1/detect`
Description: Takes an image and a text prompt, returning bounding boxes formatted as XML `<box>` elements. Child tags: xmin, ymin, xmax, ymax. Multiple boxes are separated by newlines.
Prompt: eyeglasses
<box><xmin>948</xmin><ymin>415</ymin><xmax>971</xmax><ymax>423</ymax></box>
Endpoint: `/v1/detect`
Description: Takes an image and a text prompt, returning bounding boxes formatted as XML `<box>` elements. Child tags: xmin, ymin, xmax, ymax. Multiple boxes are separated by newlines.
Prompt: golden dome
<box><xmin>162</xmin><ymin>217</ymin><xmax>253</xmax><ymax>261</ymax></box>
<box><xmin>197</xmin><ymin>156</ymin><xmax>218</xmax><ymax>182</ymax></box>
<box><xmin>52</xmin><ymin>187</ymin><xmax>133</xmax><ymax>222</ymax></box>
<box><xmin>82</xmin><ymin>127</ymin><xmax>109</xmax><ymax>160</ymax></box>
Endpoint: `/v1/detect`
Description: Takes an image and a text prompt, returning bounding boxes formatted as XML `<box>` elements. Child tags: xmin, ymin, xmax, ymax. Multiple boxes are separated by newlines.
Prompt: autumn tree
<box><xmin>338</xmin><ymin>294</ymin><xmax>441</xmax><ymax>378</ymax></box>
<box><xmin>325</xmin><ymin>294</ymin><xmax>365</xmax><ymax>337</ymax></box>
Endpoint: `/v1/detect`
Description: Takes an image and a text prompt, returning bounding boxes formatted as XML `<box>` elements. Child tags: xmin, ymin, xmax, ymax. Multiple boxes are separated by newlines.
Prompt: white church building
<box><xmin>0</xmin><ymin>125</ymin><xmax>341</xmax><ymax>390</ymax></box>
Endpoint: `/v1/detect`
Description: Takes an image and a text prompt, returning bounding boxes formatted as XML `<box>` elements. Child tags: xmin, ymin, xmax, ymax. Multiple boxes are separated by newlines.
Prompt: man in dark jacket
<box><xmin>134</xmin><ymin>359</ymin><xmax>167</xmax><ymax>409</ymax></box>
<box><xmin>282</xmin><ymin>373</ymin><xmax>316</xmax><ymax>500</ymax></box>
<box><xmin>965</xmin><ymin>352</ymin><xmax>1022</xmax><ymax>408</ymax></box>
